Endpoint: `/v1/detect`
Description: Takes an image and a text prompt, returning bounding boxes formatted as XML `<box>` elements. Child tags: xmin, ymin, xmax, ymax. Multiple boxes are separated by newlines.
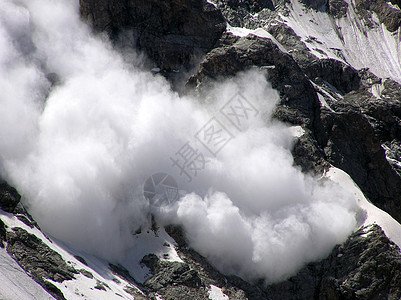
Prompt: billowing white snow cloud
<box><xmin>0</xmin><ymin>0</ymin><xmax>361</xmax><ymax>282</ymax></box>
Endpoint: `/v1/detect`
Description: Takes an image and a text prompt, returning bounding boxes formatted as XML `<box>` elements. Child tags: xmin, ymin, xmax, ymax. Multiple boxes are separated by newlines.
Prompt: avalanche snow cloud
<box><xmin>0</xmin><ymin>0</ymin><xmax>361</xmax><ymax>282</ymax></box>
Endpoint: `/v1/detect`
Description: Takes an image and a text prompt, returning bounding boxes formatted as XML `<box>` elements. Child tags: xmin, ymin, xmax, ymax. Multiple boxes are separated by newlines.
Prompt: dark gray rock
<box><xmin>267</xmin><ymin>224</ymin><xmax>401</xmax><ymax>299</ymax></box>
<box><xmin>223</xmin><ymin>0</ymin><xmax>275</xmax><ymax>12</ymax></box>
<box><xmin>188</xmin><ymin>33</ymin><xmax>320</xmax><ymax>128</ymax></box>
<box><xmin>316</xmin><ymin>104</ymin><xmax>401</xmax><ymax>223</ymax></box>
<box><xmin>210</xmin><ymin>0</ymin><xmax>273</xmax><ymax>28</ymax></box>
<box><xmin>142</xmin><ymin>254</ymin><xmax>203</xmax><ymax>289</ymax></box>
<box><xmin>300</xmin><ymin>0</ymin><xmax>328</xmax><ymax>10</ymax></box>
<box><xmin>109</xmin><ymin>263</ymin><xmax>151</xmax><ymax>298</ymax></box>
<box><xmin>267</xmin><ymin>24</ymin><xmax>361</xmax><ymax>95</ymax></box>
<box><xmin>354</xmin><ymin>0</ymin><xmax>401</xmax><ymax>32</ymax></box>
<box><xmin>79</xmin><ymin>268</ymin><xmax>94</xmax><ymax>279</ymax></box>
<box><xmin>0</xmin><ymin>182</ymin><xmax>21</xmax><ymax>213</ymax></box>
<box><xmin>79</xmin><ymin>0</ymin><xmax>226</xmax><ymax>72</ymax></box>
<box><xmin>74</xmin><ymin>255</ymin><xmax>88</xmax><ymax>266</ymax></box>
<box><xmin>291</xmin><ymin>130</ymin><xmax>329</xmax><ymax>173</ymax></box>
<box><xmin>165</xmin><ymin>225</ymin><xmax>269</xmax><ymax>300</ymax></box>
<box><xmin>6</xmin><ymin>227</ymin><xmax>78</xmax><ymax>299</ymax></box>
<box><xmin>301</xmin><ymin>58</ymin><xmax>361</xmax><ymax>94</ymax></box>
<box><xmin>16</xmin><ymin>214</ymin><xmax>36</xmax><ymax>228</ymax></box>
<box><xmin>383</xmin><ymin>139</ymin><xmax>401</xmax><ymax>176</ymax></box>
<box><xmin>327</xmin><ymin>0</ymin><xmax>348</xmax><ymax>18</ymax></box>
<box><xmin>390</xmin><ymin>0</ymin><xmax>401</xmax><ymax>8</ymax></box>
<box><xmin>0</xmin><ymin>218</ymin><xmax>6</xmax><ymax>248</ymax></box>
<box><xmin>360</xmin><ymin>79</ymin><xmax>401</xmax><ymax>144</ymax></box>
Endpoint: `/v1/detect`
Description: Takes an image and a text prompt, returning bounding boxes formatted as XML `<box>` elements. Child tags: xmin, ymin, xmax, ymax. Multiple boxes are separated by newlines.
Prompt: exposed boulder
<box><xmin>142</xmin><ymin>254</ymin><xmax>203</xmax><ymax>290</ymax></box>
<box><xmin>211</xmin><ymin>0</ymin><xmax>280</xmax><ymax>28</ymax></box>
<box><xmin>292</xmin><ymin>129</ymin><xmax>329</xmax><ymax>173</ymax></box>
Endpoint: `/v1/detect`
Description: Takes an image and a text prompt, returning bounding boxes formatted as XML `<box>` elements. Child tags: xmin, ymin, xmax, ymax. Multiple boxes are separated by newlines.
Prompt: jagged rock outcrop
<box><xmin>79</xmin><ymin>0</ymin><xmax>226</xmax><ymax>72</ymax></box>
<box><xmin>267</xmin><ymin>224</ymin><xmax>401</xmax><ymax>299</ymax></box>
<box><xmin>318</xmin><ymin>107</ymin><xmax>401</xmax><ymax>221</ymax></box>
<box><xmin>147</xmin><ymin>223</ymin><xmax>401</xmax><ymax>299</ymax></box>
<box><xmin>300</xmin><ymin>0</ymin><xmax>328</xmax><ymax>9</ymax></box>
<box><xmin>354</xmin><ymin>0</ymin><xmax>401</xmax><ymax>32</ymax></box>
<box><xmin>219</xmin><ymin>0</ymin><xmax>275</xmax><ymax>14</ymax></box>
<box><xmin>0</xmin><ymin>181</ymin><xmax>21</xmax><ymax>213</ymax></box>
<box><xmin>6</xmin><ymin>227</ymin><xmax>78</xmax><ymax>299</ymax></box>
<box><xmin>185</xmin><ymin>0</ymin><xmax>401</xmax><ymax>224</ymax></box>
<box><xmin>188</xmin><ymin>33</ymin><xmax>320</xmax><ymax>128</ymax></box>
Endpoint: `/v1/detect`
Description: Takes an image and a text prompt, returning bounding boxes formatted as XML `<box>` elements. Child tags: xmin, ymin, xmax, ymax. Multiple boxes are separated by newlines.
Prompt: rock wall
<box><xmin>79</xmin><ymin>0</ymin><xmax>226</xmax><ymax>72</ymax></box>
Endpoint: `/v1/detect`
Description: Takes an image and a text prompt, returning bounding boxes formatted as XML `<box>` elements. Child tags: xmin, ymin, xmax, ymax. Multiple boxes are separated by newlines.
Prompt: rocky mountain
<box><xmin>1</xmin><ymin>0</ymin><xmax>401</xmax><ymax>299</ymax></box>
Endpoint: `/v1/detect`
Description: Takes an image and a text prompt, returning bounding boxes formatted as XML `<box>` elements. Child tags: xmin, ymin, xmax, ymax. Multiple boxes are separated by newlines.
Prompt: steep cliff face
<box><xmin>267</xmin><ymin>224</ymin><xmax>401</xmax><ymax>299</ymax></box>
<box><xmin>79</xmin><ymin>0</ymin><xmax>226</xmax><ymax>72</ymax></box>
<box><xmin>181</xmin><ymin>0</ymin><xmax>401</xmax><ymax>224</ymax></box>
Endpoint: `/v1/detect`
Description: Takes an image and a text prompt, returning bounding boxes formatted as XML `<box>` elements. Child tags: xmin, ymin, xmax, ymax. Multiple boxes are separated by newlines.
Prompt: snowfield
<box><xmin>0</xmin><ymin>210</ymin><xmax>182</xmax><ymax>299</ymax></box>
<box><xmin>282</xmin><ymin>0</ymin><xmax>401</xmax><ymax>83</ymax></box>
<box><xmin>327</xmin><ymin>167</ymin><xmax>401</xmax><ymax>249</ymax></box>
<box><xmin>0</xmin><ymin>247</ymin><xmax>54</xmax><ymax>300</ymax></box>
<box><xmin>1</xmin><ymin>0</ymin><xmax>401</xmax><ymax>298</ymax></box>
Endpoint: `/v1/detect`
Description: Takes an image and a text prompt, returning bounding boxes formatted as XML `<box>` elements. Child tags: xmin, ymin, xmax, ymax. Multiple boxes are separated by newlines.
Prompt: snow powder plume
<box><xmin>0</xmin><ymin>0</ymin><xmax>362</xmax><ymax>282</ymax></box>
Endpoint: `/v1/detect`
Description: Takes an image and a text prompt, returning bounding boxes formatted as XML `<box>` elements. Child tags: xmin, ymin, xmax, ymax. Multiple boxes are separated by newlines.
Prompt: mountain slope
<box><xmin>1</xmin><ymin>0</ymin><xmax>401</xmax><ymax>299</ymax></box>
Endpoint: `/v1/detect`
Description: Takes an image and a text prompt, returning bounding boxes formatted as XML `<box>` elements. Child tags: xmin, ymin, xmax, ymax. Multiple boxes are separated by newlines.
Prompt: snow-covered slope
<box><xmin>327</xmin><ymin>167</ymin><xmax>401</xmax><ymax>248</ymax></box>
<box><xmin>1</xmin><ymin>0</ymin><xmax>401</xmax><ymax>298</ymax></box>
<box><xmin>282</xmin><ymin>0</ymin><xmax>401</xmax><ymax>82</ymax></box>
<box><xmin>0</xmin><ymin>210</ymin><xmax>183</xmax><ymax>299</ymax></box>
<box><xmin>0</xmin><ymin>247</ymin><xmax>54</xmax><ymax>300</ymax></box>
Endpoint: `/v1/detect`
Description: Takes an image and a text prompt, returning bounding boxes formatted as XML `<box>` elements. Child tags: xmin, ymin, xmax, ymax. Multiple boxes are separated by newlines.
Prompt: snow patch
<box><xmin>281</xmin><ymin>0</ymin><xmax>401</xmax><ymax>83</ymax></box>
<box><xmin>120</xmin><ymin>228</ymin><xmax>183</xmax><ymax>283</ymax></box>
<box><xmin>207</xmin><ymin>0</ymin><xmax>217</xmax><ymax>8</ymax></box>
<box><xmin>317</xmin><ymin>93</ymin><xmax>336</xmax><ymax>112</ymax></box>
<box><xmin>227</xmin><ymin>25</ymin><xmax>288</xmax><ymax>53</ymax></box>
<box><xmin>288</xmin><ymin>125</ymin><xmax>305</xmax><ymax>138</ymax></box>
<box><xmin>326</xmin><ymin>167</ymin><xmax>401</xmax><ymax>249</ymax></box>
<box><xmin>370</xmin><ymin>83</ymin><xmax>385</xmax><ymax>98</ymax></box>
<box><xmin>387</xmin><ymin>2</ymin><xmax>401</xmax><ymax>11</ymax></box>
<box><xmin>0</xmin><ymin>212</ymin><xmax>144</xmax><ymax>299</ymax></box>
<box><xmin>208</xmin><ymin>285</ymin><xmax>229</xmax><ymax>300</ymax></box>
<box><xmin>0</xmin><ymin>247</ymin><xmax>54</xmax><ymax>300</ymax></box>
